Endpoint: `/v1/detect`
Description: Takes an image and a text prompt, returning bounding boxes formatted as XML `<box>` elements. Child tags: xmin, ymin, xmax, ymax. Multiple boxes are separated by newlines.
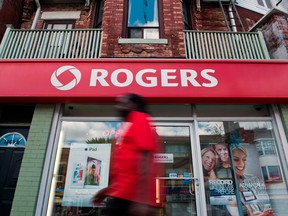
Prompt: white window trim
<box><xmin>41</xmin><ymin>11</ymin><xmax>81</xmax><ymax>20</ymax></box>
<box><xmin>235</xmin><ymin>0</ymin><xmax>271</xmax><ymax>15</ymax></box>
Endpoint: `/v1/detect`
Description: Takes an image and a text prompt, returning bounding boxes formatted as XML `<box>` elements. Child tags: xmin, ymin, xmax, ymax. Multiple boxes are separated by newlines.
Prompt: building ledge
<box><xmin>118</xmin><ymin>38</ymin><xmax>168</xmax><ymax>44</ymax></box>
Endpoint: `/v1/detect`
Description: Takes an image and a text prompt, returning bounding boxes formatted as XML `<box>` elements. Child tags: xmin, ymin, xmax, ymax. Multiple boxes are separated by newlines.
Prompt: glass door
<box><xmin>154</xmin><ymin>123</ymin><xmax>201</xmax><ymax>216</ymax></box>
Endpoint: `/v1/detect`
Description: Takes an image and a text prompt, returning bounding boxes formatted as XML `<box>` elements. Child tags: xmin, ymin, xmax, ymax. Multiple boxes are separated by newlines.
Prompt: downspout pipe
<box><xmin>31</xmin><ymin>0</ymin><xmax>41</xmax><ymax>29</ymax></box>
<box><xmin>228</xmin><ymin>3</ymin><xmax>237</xmax><ymax>32</ymax></box>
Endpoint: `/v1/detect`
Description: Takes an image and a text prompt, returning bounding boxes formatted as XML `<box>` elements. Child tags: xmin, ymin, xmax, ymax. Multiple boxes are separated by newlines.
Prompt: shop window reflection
<box><xmin>256</xmin><ymin>139</ymin><xmax>276</xmax><ymax>156</ymax></box>
<box><xmin>261</xmin><ymin>166</ymin><xmax>283</xmax><ymax>183</ymax></box>
<box><xmin>49</xmin><ymin>121</ymin><xmax>120</xmax><ymax>216</ymax></box>
<box><xmin>198</xmin><ymin>121</ymin><xmax>288</xmax><ymax>216</ymax></box>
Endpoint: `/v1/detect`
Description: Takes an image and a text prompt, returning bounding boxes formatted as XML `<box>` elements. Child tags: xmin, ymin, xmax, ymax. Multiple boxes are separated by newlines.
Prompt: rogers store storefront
<box><xmin>2</xmin><ymin>59</ymin><xmax>288</xmax><ymax>216</ymax></box>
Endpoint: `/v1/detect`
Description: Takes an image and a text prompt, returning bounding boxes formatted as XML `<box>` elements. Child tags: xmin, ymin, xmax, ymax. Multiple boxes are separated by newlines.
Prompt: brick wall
<box><xmin>21</xmin><ymin>1</ymin><xmax>93</xmax><ymax>29</ymax></box>
<box><xmin>260</xmin><ymin>13</ymin><xmax>288</xmax><ymax>59</ymax></box>
<box><xmin>193</xmin><ymin>3</ymin><xmax>263</xmax><ymax>32</ymax></box>
<box><xmin>194</xmin><ymin>3</ymin><xmax>228</xmax><ymax>31</ymax></box>
<box><xmin>10</xmin><ymin>104</ymin><xmax>55</xmax><ymax>216</ymax></box>
<box><xmin>20</xmin><ymin>0</ymin><xmax>186</xmax><ymax>58</ymax></box>
<box><xmin>236</xmin><ymin>6</ymin><xmax>263</xmax><ymax>31</ymax></box>
<box><xmin>101</xmin><ymin>0</ymin><xmax>186</xmax><ymax>58</ymax></box>
<box><xmin>0</xmin><ymin>0</ymin><xmax>23</xmax><ymax>41</ymax></box>
<box><xmin>17</xmin><ymin>1</ymin><xmax>265</xmax><ymax>58</ymax></box>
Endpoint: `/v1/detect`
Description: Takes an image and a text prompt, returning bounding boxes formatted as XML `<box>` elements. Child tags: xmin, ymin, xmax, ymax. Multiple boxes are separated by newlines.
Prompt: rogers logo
<box><xmin>51</xmin><ymin>66</ymin><xmax>81</xmax><ymax>90</ymax></box>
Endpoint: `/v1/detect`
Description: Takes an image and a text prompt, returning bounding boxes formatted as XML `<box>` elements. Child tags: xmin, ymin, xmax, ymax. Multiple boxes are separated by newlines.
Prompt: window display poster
<box><xmin>200</xmin><ymin>143</ymin><xmax>237</xmax><ymax>205</ymax></box>
<box><xmin>201</xmin><ymin>142</ymin><xmax>273</xmax><ymax>206</ymax></box>
<box><xmin>62</xmin><ymin>143</ymin><xmax>111</xmax><ymax>207</ymax></box>
<box><xmin>232</xmin><ymin>143</ymin><xmax>272</xmax><ymax>211</ymax></box>
<box><xmin>209</xmin><ymin>179</ymin><xmax>237</xmax><ymax>205</ymax></box>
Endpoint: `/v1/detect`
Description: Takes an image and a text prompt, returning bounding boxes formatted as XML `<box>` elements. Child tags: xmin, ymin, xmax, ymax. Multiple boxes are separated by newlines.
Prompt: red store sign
<box><xmin>0</xmin><ymin>59</ymin><xmax>288</xmax><ymax>103</ymax></box>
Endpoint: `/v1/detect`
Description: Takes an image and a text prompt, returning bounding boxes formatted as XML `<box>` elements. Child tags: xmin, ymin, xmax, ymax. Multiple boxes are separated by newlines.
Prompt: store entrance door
<box><xmin>154</xmin><ymin>123</ymin><xmax>201</xmax><ymax>216</ymax></box>
<box><xmin>0</xmin><ymin>147</ymin><xmax>24</xmax><ymax>216</ymax></box>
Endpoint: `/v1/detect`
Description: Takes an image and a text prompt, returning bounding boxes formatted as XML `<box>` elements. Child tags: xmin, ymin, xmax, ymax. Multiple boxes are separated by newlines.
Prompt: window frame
<box><xmin>93</xmin><ymin>0</ymin><xmax>104</xmax><ymax>28</ymax></box>
<box><xmin>122</xmin><ymin>0</ymin><xmax>164</xmax><ymax>39</ymax></box>
<box><xmin>182</xmin><ymin>0</ymin><xmax>194</xmax><ymax>30</ymax></box>
<box><xmin>261</xmin><ymin>165</ymin><xmax>283</xmax><ymax>183</ymax></box>
<box><xmin>43</xmin><ymin>20</ymin><xmax>75</xmax><ymax>30</ymax></box>
<box><xmin>257</xmin><ymin>0</ymin><xmax>272</xmax><ymax>8</ymax></box>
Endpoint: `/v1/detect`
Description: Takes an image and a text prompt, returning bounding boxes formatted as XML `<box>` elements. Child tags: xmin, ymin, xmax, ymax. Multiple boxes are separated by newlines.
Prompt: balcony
<box><xmin>184</xmin><ymin>30</ymin><xmax>270</xmax><ymax>59</ymax></box>
<box><xmin>0</xmin><ymin>28</ymin><xmax>270</xmax><ymax>60</ymax></box>
<box><xmin>0</xmin><ymin>27</ymin><xmax>102</xmax><ymax>59</ymax></box>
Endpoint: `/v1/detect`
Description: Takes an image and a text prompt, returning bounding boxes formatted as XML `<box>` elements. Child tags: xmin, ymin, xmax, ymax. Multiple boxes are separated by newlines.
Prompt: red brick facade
<box><xmin>20</xmin><ymin>0</ymin><xmax>187</xmax><ymax>58</ymax></box>
<box><xmin>101</xmin><ymin>0</ymin><xmax>185</xmax><ymax>58</ymax></box>
<box><xmin>16</xmin><ymin>0</ymin><xmax>286</xmax><ymax>59</ymax></box>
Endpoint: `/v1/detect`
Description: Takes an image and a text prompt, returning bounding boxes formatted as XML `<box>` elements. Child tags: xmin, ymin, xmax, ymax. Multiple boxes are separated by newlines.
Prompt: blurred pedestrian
<box><xmin>92</xmin><ymin>93</ymin><xmax>159</xmax><ymax>216</ymax></box>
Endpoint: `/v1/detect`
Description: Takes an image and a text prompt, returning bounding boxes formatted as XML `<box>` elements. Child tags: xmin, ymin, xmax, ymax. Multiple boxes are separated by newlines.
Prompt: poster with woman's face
<box><xmin>201</xmin><ymin>143</ymin><xmax>274</xmax><ymax>215</ymax></box>
<box><xmin>200</xmin><ymin>144</ymin><xmax>237</xmax><ymax>206</ymax></box>
<box><xmin>231</xmin><ymin>144</ymin><xmax>271</xmax><ymax>207</ymax></box>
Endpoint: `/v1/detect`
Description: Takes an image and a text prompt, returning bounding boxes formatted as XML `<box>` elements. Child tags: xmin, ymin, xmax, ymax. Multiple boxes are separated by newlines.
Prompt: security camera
<box><xmin>254</xmin><ymin>105</ymin><xmax>263</xmax><ymax>111</ymax></box>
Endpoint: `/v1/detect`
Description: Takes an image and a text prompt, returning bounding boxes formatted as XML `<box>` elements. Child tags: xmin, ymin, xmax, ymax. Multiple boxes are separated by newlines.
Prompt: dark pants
<box><xmin>101</xmin><ymin>197</ymin><xmax>132</xmax><ymax>216</ymax></box>
<box><xmin>101</xmin><ymin>197</ymin><xmax>156</xmax><ymax>216</ymax></box>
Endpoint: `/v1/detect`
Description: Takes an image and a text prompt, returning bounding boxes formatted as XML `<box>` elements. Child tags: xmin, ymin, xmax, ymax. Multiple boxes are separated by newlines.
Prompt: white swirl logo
<box><xmin>51</xmin><ymin>66</ymin><xmax>81</xmax><ymax>90</ymax></box>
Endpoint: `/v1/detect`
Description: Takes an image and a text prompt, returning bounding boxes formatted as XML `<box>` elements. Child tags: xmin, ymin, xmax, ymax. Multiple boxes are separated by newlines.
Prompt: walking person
<box><xmin>92</xmin><ymin>93</ymin><xmax>159</xmax><ymax>216</ymax></box>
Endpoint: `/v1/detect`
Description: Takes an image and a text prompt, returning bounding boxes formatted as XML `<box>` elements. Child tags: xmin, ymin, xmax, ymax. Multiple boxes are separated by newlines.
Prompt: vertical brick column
<box><xmin>10</xmin><ymin>104</ymin><xmax>55</xmax><ymax>216</ymax></box>
<box><xmin>260</xmin><ymin>13</ymin><xmax>288</xmax><ymax>59</ymax></box>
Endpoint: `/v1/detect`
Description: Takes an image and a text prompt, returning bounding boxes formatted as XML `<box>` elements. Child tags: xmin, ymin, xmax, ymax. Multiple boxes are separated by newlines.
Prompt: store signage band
<box><xmin>1</xmin><ymin>59</ymin><xmax>288</xmax><ymax>103</ymax></box>
<box><xmin>51</xmin><ymin>65</ymin><xmax>218</xmax><ymax>91</ymax></box>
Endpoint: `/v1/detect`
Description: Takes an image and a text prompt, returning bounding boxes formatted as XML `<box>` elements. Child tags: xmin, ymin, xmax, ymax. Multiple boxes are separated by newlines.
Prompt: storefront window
<box><xmin>45</xmin><ymin>104</ymin><xmax>288</xmax><ymax>216</ymax></box>
<box><xmin>48</xmin><ymin>121</ymin><xmax>121</xmax><ymax>216</ymax></box>
<box><xmin>198</xmin><ymin>121</ymin><xmax>288</xmax><ymax>216</ymax></box>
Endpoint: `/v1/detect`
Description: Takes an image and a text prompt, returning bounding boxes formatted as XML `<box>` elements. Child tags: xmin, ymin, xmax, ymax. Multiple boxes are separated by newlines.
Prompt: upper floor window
<box><xmin>43</xmin><ymin>20</ymin><xmax>74</xmax><ymax>30</ymax></box>
<box><xmin>182</xmin><ymin>0</ymin><xmax>193</xmax><ymax>30</ymax></box>
<box><xmin>257</xmin><ymin>0</ymin><xmax>272</xmax><ymax>8</ymax></box>
<box><xmin>125</xmin><ymin>0</ymin><xmax>160</xmax><ymax>39</ymax></box>
<box><xmin>256</xmin><ymin>139</ymin><xmax>276</xmax><ymax>156</ymax></box>
<box><xmin>93</xmin><ymin>0</ymin><xmax>104</xmax><ymax>28</ymax></box>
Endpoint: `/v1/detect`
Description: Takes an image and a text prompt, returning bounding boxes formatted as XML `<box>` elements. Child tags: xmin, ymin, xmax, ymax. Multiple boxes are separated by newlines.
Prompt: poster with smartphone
<box><xmin>234</xmin><ymin>143</ymin><xmax>271</xmax><ymax>208</ymax></box>
<box><xmin>62</xmin><ymin>143</ymin><xmax>111</xmax><ymax>207</ymax></box>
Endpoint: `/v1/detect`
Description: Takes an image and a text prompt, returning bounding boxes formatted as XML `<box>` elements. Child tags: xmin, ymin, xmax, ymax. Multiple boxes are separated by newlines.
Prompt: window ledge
<box><xmin>118</xmin><ymin>38</ymin><xmax>168</xmax><ymax>44</ymax></box>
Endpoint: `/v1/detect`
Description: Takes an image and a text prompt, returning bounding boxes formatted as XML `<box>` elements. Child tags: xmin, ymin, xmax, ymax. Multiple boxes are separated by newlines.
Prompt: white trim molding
<box><xmin>41</xmin><ymin>11</ymin><xmax>81</xmax><ymax>20</ymax></box>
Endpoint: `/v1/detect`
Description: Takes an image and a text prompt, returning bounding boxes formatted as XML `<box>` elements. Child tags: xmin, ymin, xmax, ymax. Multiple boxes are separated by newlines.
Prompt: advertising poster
<box><xmin>231</xmin><ymin>143</ymin><xmax>272</xmax><ymax>213</ymax></box>
<box><xmin>209</xmin><ymin>179</ymin><xmax>237</xmax><ymax>205</ymax></box>
<box><xmin>200</xmin><ymin>143</ymin><xmax>237</xmax><ymax>206</ymax></box>
<box><xmin>201</xmin><ymin>142</ymin><xmax>272</xmax><ymax>209</ymax></box>
<box><xmin>62</xmin><ymin>143</ymin><xmax>111</xmax><ymax>207</ymax></box>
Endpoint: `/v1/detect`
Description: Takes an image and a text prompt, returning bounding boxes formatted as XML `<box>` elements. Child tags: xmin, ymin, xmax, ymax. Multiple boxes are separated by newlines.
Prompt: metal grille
<box><xmin>0</xmin><ymin>28</ymin><xmax>103</xmax><ymax>59</ymax></box>
<box><xmin>184</xmin><ymin>30</ymin><xmax>270</xmax><ymax>59</ymax></box>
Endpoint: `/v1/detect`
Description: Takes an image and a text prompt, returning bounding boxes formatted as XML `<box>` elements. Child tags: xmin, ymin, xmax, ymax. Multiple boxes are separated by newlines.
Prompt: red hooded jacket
<box><xmin>106</xmin><ymin>111</ymin><xmax>160</xmax><ymax>206</ymax></box>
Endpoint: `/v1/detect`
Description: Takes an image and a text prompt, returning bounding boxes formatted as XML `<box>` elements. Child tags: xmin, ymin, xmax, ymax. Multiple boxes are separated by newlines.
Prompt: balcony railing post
<box><xmin>0</xmin><ymin>25</ymin><xmax>13</xmax><ymax>58</ymax></box>
<box><xmin>0</xmin><ymin>29</ymin><xmax>103</xmax><ymax>59</ymax></box>
<box><xmin>184</xmin><ymin>30</ymin><xmax>271</xmax><ymax>60</ymax></box>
